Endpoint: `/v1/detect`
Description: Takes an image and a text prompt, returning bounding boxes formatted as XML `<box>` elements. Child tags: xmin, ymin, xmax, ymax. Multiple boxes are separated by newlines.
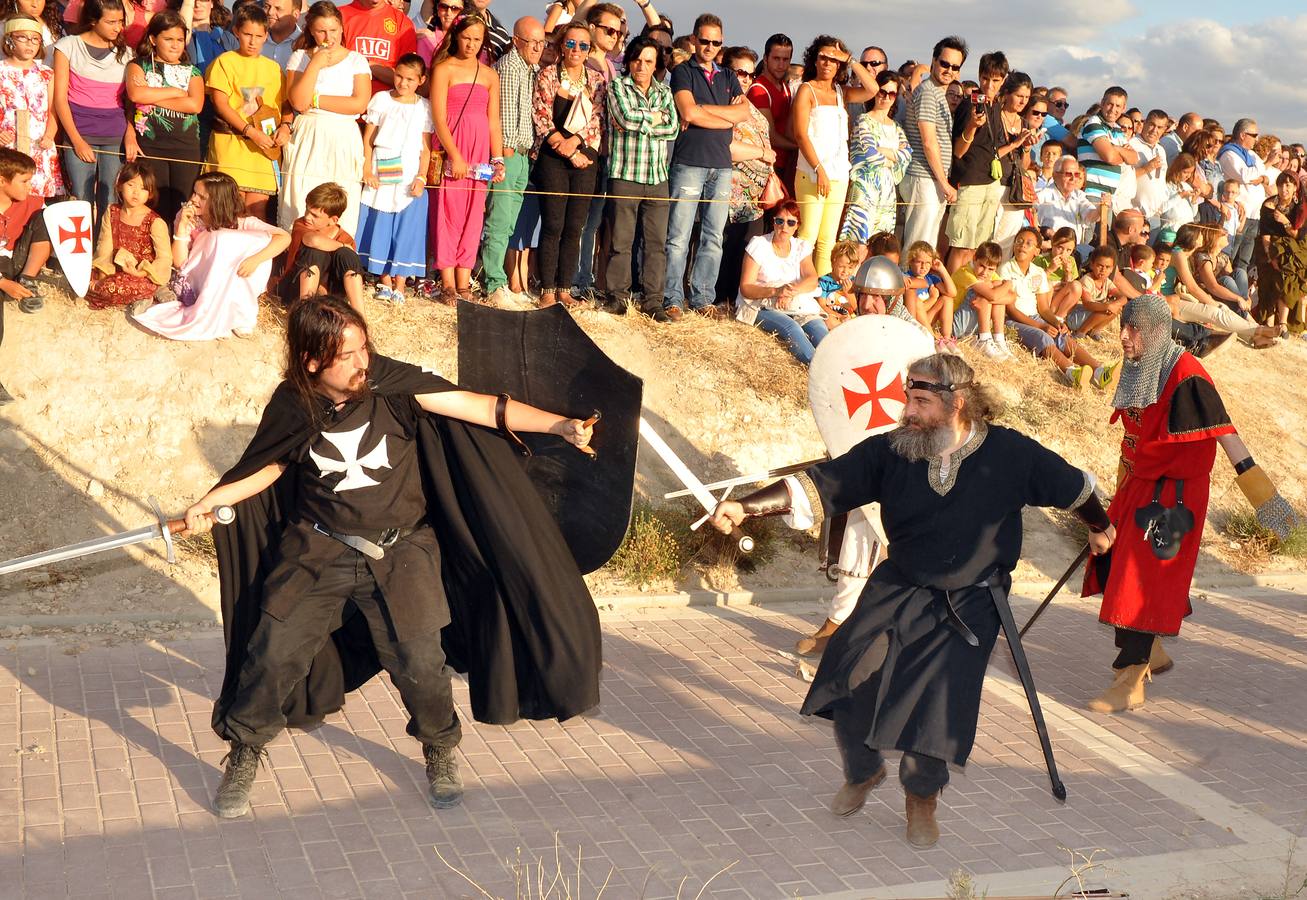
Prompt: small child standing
<box><xmin>815</xmin><ymin>240</ymin><xmax>859</xmax><ymax>329</ymax></box>
<box><xmin>86</xmin><ymin>163</ymin><xmax>172</xmax><ymax>310</ymax></box>
<box><xmin>902</xmin><ymin>240</ymin><xmax>958</xmax><ymax>351</ymax></box>
<box><xmin>357</xmin><ymin>52</ymin><xmax>433</xmax><ymax>304</ymax></box>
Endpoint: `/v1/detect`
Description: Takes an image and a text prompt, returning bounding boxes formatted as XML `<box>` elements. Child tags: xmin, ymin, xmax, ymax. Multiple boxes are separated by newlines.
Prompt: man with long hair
<box><xmin>180</xmin><ymin>295</ymin><xmax>601</xmax><ymax>818</ymax></box>
<box><xmin>711</xmin><ymin>353</ymin><xmax>1114</xmax><ymax>848</ymax></box>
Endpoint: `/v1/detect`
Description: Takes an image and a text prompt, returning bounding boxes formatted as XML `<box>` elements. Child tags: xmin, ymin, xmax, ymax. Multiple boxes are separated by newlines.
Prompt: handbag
<box><xmin>563</xmin><ymin>83</ymin><xmax>594</xmax><ymax>139</ymax></box>
<box><xmin>1006</xmin><ymin>160</ymin><xmax>1036</xmax><ymax>208</ymax></box>
<box><xmin>427</xmin><ymin>65</ymin><xmax>479</xmax><ymax>183</ymax></box>
<box><xmin>759</xmin><ymin>171</ymin><xmax>788</xmax><ymax>209</ymax></box>
<box><xmin>1133</xmin><ymin>478</ymin><xmax>1195</xmax><ymax>561</ymax></box>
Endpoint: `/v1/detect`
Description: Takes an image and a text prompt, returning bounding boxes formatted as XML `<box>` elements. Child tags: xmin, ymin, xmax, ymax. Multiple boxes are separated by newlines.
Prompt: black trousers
<box><xmin>215</xmin><ymin>541</ymin><xmax>462</xmax><ymax>750</ymax></box>
<box><xmin>604</xmin><ymin>178</ymin><xmax>668</xmax><ymax>309</ymax></box>
<box><xmin>1113</xmin><ymin>627</ymin><xmax>1154</xmax><ymax>668</ymax></box>
<box><xmin>715</xmin><ymin>216</ymin><xmax>767</xmax><ymax>305</ymax></box>
<box><xmin>281</xmin><ymin>245</ymin><xmax>364</xmax><ymax>304</ymax></box>
<box><xmin>534</xmin><ymin>150</ymin><xmax>598</xmax><ymax>292</ymax></box>
<box><xmin>138</xmin><ymin>135</ymin><xmax>203</xmax><ymax>230</ymax></box>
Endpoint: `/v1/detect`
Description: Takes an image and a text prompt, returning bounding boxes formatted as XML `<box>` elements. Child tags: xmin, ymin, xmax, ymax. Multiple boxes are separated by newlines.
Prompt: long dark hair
<box><xmin>801</xmin><ymin>34</ymin><xmax>847</xmax><ymax>84</ymax></box>
<box><xmin>135</xmin><ymin>9</ymin><xmax>191</xmax><ymax>64</ymax></box>
<box><xmin>79</xmin><ymin>0</ymin><xmax>129</xmax><ymax>60</ymax></box>
<box><xmin>873</xmin><ymin>70</ymin><xmax>901</xmax><ymax>117</ymax></box>
<box><xmin>294</xmin><ymin>0</ymin><xmax>343</xmax><ymax>52</ymax></box>
<box><xmin>433</xmin><ymin>11</ymin><xmax>486</xmax><ymax>65</ymax></box>
<box><xmin>286</xmin><ymin>295</ymin><xmax>373</xmax><ymax>418</ymax></box>
<box><xmin>193</xmin><ymin>171</ymin><xmax>242</xmax><ymax>230</ymax></box>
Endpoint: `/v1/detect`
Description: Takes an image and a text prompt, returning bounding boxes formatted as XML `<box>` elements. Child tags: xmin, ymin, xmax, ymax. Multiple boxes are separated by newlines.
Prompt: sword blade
<box><xmin>0</xmin><ymin>524</ymin><xmax>162</xmax><ymax>577</ymax></box>
<box><xmin>662</xmin><ymin>457</ymin><xmax>827</xmax><ymax>500</ymax></box>
<box><xmin>638</xmin><ymin>417</ymin><xmax>754</xmax><ymax>553</ymax></box>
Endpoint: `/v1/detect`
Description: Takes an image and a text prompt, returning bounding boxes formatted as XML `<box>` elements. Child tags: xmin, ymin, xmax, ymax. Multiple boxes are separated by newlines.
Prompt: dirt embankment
<box><xmin>1</xmin><ymin>289</ymin><xmax>1303</xmax><ymax>628</ymax></box>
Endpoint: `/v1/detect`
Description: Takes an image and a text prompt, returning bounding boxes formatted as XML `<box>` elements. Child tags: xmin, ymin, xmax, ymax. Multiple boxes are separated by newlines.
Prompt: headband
<box><xmin>4</xmin><ymin>18</ymin><xmax>42</xmax><ymax>36</ymax></box>
<box><xmin>906</xmin><ymin>377</ymin><xmax>972</xmax><ymax>395</ymax></box>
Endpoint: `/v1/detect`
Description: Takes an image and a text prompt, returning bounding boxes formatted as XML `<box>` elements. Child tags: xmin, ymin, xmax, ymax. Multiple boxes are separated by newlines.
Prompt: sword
<box><xmin>0</xmin><ymin>497</ymin><xmax>236</xmax><ymax>577</ymax></box>
<box><xmin>662</xmin><ymin>456</ymin><xmax>827</xmax><ymax>500</ymax></box>
<box><xmin>1019</xmin><ymin>544</ymin><xmax>1091</xmax><ymax>638</ymax></box>
<box><xmin>638</xmin><ymin>418</ymin><xmax>754</xmax><ymax>553</ymax></box>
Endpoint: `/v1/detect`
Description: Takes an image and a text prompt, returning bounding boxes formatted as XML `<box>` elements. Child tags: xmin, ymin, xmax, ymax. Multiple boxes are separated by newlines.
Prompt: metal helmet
<box><xmin>852</xmin><ymin>256</ymin><xmax>906</xmax><ymax>296</ymax></box>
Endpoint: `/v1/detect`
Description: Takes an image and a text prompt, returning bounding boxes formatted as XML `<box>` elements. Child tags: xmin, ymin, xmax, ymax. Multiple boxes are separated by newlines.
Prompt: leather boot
<box><xmin>1087</xmin><ymin>662</ymin><xmax>1150</xmax><ymax>713</ymax></box>
<box><xmin>424</xmin><ymin>745</ymin><xmax>464</xmax><ymax>809</ymax></box>
<box><xmin>904</xmin><ymin>790</ymin><xmax>940</xmax><ymax>848</ymax></box>
<box><xmin>1115</xmin><ymin>637</ymin><xmax>1173</xmax><ymax>676</ymax></box>
<box><xmin>213</xmin><ymin>742</ymin><xmax>267</xmax><ymax>818</ymax></box>
<box><xmin>795</xmin><ymin>618</ymin><xmax>840</xmax><ymax>657</ymax></box>
<box><xmin>830</xmin><ymin>763</ymin><xmax>887</xmax><ymax>817</ymax></box>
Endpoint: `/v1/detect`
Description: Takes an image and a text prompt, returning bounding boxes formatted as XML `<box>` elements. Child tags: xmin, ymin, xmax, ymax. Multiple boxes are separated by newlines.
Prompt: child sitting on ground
<box><xmin>1034</xmin><ymin>226</ymin><xmax>1083</xmax><ymax>311</ymax></box>
<box><xmin>951</xmin><ymin>240</ymin><xmax>1017</xmax><ymax>358</ymax></box>
<box><xmin>279</xmin><ymin>182</ymin><xmax>366</xmax><ymax>313</ymax></box>
<box><xmin>1123</xmin><ymin>242</ymin><xmax>1163</xmax><ymax>293</ymax></box>
<box><xmin>1000</xmin><ymin>226</ymin><xmax>1117</xmax><ymax>389</ymax></box>
<box><xmin>815</xmin><ymin>240</ymin><xmax>859</xmax><ymax>329</ymax></box>
<box><xmin>902</xmin><ymin>240</ymin><xmax>958</xmax><ymax>352</ymax></box>
<box><xmin>0</xmin><ymin>147</ymin><xmax>53</xmax><ymax>404</ymax></box>
<box><xmin>87</xmin><ymin>163</ymin><xmax>174</xmax><ymax>312</ymax></box>
<box><xmin>1070</xmin><ymin>245</ymin><xmax>1128</xmax><ymax>339</ymax></box>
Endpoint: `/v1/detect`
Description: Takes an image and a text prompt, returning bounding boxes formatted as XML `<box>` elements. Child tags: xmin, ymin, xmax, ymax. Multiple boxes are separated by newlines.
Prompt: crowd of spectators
<box><xmin>1</xmin><ymin>0</ymin><xmax>1305</xmax><ymax>406</ymax></box>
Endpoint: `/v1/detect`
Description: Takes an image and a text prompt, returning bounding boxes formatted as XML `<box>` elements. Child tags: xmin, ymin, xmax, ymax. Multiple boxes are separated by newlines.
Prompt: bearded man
<box><xmin>181</xmin><ymin>295</ymin><xmax>600</xmax><ymax>819</ymax></box>
<box><xmin>711</xmin><ymin>353</ymin><xmax>1114</xmax><ymax>848</ymax></box>
<box><xmin>1081</xmin><ymin>294</ymin><xmax>1297</xmax><ymax>713</ymax></box>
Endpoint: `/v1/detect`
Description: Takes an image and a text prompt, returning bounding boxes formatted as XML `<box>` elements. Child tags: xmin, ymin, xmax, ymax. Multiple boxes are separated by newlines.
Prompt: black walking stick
<box><xmin>992</xmin><ymin>588</ymin><xmax>1068</xmax><ymax>801</ymax></box>
<box><xmin>1019</xmin><ymin>544</ymin><xmax>1091</xmax><ymax>638</ymax></box>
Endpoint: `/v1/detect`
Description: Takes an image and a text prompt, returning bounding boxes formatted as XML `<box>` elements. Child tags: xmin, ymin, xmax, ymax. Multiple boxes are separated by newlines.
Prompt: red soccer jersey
<box><xmin>341</xmin><ymin>1</ymin><xmax>418</xmax><ymax>95</ymax></box>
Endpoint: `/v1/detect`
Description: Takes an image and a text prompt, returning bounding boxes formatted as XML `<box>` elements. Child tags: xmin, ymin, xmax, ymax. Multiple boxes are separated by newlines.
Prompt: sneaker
<box><xmin>995</xmin><ymin>337</ymin><xmax>1015</xmax><ymax>359</ymax></box>
<box><xmin>374</xmin><ymin>286</ymin><xmax>396</xmax><ymax>303</ymax></box>
<box><xmin>1064</xmin><ymin>364</ymin><xmax>1089</xmax><ymax>390</ymax></box>
<box><xmin>600</xmin><ymin>293</ymin><xmax>629</xmax><ymax>315</ymax></box>
<box><xmin>1090</xmin><ymin>361</ymin><xmax>1118</xmax><ymax>390</ymax></box>
<box><xmin>486</xmin><ymin>287</ymin><xmax>512</xmax><ymax>307</ymax></box>
<box><xmin>664</xmin><ymin>305</ymin><xmax>684</xmax><ymax>322</ymax></box>
<box><xmin>570</xmin><ymin>286</ymin><xmax>598</xmax><ymax>305</ymax></box>
<box><xmin>213</xmin><ymin>742</ymin><xmax>267</xmax><ymax>818</ymax></box>
<box><xmin>980</xmin><ymin>340</ymin><xmax>1004</xmax><ymax>359</ymax></box>
<box><xmin>17</xmin><ymin>275</ymin><xmax>43</xmax><ymax>314</ymax></box>
<box><xmin>423</xmin><ymin>745</ymin><xmax>464</xmax><ymax>809</ymax></box>
<box><xmin>389</xmin><ymin>288</ymin><xmax>406</xmax><ymax>305</ymax></box>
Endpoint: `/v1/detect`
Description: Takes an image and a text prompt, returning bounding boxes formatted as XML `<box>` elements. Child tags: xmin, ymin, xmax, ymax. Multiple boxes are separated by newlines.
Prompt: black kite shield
<box><xmin>457</xmin><ymin>302</ymin><xmax>642</xmax><ymax>574</ymax></box>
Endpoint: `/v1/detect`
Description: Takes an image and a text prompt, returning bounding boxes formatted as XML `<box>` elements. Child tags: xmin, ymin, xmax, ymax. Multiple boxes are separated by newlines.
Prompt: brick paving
<box><xmin>0</xmin><ymin>581</ymin><xmax>1303</xmax><ymax>899</ymax></box>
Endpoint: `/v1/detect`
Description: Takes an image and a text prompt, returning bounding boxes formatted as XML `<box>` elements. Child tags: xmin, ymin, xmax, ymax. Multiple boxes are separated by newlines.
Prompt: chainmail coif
<box><xmin>1112</xmin><ymin>293</ymin><xmax>1184</xmax><ymax>410</ymax></box>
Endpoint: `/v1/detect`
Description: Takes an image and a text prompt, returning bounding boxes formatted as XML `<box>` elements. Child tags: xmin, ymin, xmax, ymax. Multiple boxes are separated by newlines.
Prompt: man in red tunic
<box><xmin>1083</xmin><ymin>293</ymin><xmax>1298</xmax><ymax>712</ymax></box>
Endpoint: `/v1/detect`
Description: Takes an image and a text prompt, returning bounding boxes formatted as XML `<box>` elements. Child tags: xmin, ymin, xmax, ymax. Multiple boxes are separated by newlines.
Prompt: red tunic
<box><xmin>1083</xmin><ymin>354</ymin><xmax>1235</xmax><ymax>634</ymax></box>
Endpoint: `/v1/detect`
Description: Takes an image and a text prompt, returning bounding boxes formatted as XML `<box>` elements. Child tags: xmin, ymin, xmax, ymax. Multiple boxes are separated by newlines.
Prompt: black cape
<box><xmin>209</xmin><ymin>355</ymin><xmax>602</xmax><ymax>731</ymax></box>
<box><xmin>798</xmin><ymin>424</ymin><xmax>1091</xmax><ymax>766</ymax></box>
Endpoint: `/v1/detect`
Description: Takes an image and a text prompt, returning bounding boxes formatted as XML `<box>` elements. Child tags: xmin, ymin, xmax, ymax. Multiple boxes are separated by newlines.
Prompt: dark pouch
<box><xmin>1134</xmin><ymin>478</ymin><xmax>1195</xmax><ymax>560</ymax></box>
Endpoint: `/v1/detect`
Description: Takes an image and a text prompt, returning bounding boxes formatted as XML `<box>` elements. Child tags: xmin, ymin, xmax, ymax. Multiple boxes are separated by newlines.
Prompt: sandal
<box><xmin>539</xmin><ymin>290</ymin><xmax>557</xmax><ymax>308</ymax></box>
<box><xmin>557</xmin><ymin>291</ymin><xmax>582</xmax><ymax>309</ymax></box>
<box><xmin>435</xmin><ymin>286</ymin><xmax>458</xmax><ymax>307</ymax></box>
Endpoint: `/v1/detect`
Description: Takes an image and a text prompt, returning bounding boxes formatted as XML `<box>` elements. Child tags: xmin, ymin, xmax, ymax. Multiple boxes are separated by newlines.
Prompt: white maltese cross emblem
<box><xmin>309</xmin><ymin>424</ymin><xmax>391</xmax><ymax>492</ymax></box>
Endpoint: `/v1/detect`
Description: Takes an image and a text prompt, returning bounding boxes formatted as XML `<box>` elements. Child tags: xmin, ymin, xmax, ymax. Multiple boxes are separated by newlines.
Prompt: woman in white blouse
<box><xmin>278</xmin><ymin>0</ymin><xmax>370</xmax><ymax>234</ymax></box>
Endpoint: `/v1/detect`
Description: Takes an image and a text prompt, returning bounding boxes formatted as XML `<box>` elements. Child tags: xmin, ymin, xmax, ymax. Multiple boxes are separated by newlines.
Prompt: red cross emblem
<box><xmin>59</xmin><ymin>216</ymin><xmax>91</xmax><ymax>254</ymax></box>
<box><xmin>842</xmin><ymin>362</ymin><xmax>906</xmax><ymax>431</ymax></box>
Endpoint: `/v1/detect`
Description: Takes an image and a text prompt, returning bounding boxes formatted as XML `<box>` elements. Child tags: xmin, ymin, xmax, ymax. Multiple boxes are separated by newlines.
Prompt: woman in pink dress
<box><xmin>427</xmin><ymin>12</ymin><xmax>503</xmax><ymax>304</ymax></box>
<box><xmin>134</xmin><ymin>172</ymin><xmax>290</xmax><ymax>340</ymax></box>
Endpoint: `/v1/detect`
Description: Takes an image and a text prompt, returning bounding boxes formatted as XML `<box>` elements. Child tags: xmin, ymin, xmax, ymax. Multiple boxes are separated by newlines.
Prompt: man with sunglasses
<box><xmin>481</xmin><ymin>17</ymin><xmax>544</xmax><ymax>307</ymax></box>
<box><xmin>662</xmin><ymin>13</ymin><xmax>751</xmax><ymax>320</ymax></box>
<box><xmin>845</xmin><ymin>45</ymin><xmax>887</xmax><ymax>118</ymax></box>
<box><xmin>899</xmin><ymin>35</ymin><xmax>966</xmax><ymax>250</ymax></box>
<box><xmin>1219</xmin><ymin>119</ymin><xmax>1270</xmax><ymax>278</ymax></box>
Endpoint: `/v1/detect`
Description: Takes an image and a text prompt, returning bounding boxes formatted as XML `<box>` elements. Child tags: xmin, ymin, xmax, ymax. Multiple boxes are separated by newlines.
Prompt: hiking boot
<box><xmin>213</xmin><ymin>742</ymin><xmax>266</xmax><ymax>818</ymax></box>
<box><xmin>904</xmin><ymin>790</ymin><xmax>940</xmax><ymax>848</ymax></box>
<box><xmin>424</xmin><ymin>745</ymin><xmax>463</xmax><ymax>809</ymax></box>
<box><xmin>830</xmin><ymin>764</ymin><xmax>887</xmax><ymax>817</ymax></box>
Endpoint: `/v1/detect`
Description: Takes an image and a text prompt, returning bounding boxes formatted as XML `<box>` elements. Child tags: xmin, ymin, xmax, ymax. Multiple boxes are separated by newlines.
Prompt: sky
<box><xmin>487</xmin><ymin>0</ymin><xmax>1307</xmax><ymax>143</ymax></box>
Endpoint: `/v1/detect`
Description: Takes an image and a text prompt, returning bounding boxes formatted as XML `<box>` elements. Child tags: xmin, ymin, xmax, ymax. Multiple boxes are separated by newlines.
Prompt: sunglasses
<box><xmin>936</xmin><ymin>59</ymin><xmax>962</xmax><ymax>72</ymax></box>
<box><xmin>436</xmin><ymin>2</ymin><xmax>461</xmax><ymax>11</ymax></box>
<box><xmin>774</xmin><ymin>217</ymin><xmax>798</xmax><ymax>226</ymax></box>
<box><xmin>1244</xmin><ymin>133</ymin><xmax>1259</xmax><ymax>139</ymax></box>
<box><xmin>594</xmin><ymin>23</ymin><xmax>620</xmax><ymax>37</ymax></box>
<box><xmin>733</xmin><ymin>68</ymin><xmax>753</xmax><ymax>79</ymax></box>
<box><xmin>877</xmin><ymin>88</ymin><xmax>897</xmax><ymax>98</ymax></box>
<box><xmin>864</xmin><ymin>59</ymin><xmax>887</xmax><ymax>67</ymax></box>
<box><xmin>564</xmin><ymin>38</ymin><xmax>590</xmax><ymax>51</ymax></box>
<box><xmin>1051</xmin><ymin>99</ymin><xmax>1068</xmax><ymax>108</ymax></box>
<box><xmin>696</xmin><ymin>37</ymin><xmax>722</xmax><ymax>47</ymax></box>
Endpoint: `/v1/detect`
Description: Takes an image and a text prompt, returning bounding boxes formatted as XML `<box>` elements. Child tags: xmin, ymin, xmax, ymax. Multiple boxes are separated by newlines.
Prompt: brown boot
<box><xmin>904</xmin><ymin>790</ymin><xmax>940</xmax><ymax>848</ymax></box>
<box><xmin>1111</xmin><ymin>637</ymin><xmax>1173</xmax><ymax>676</ymax></box>
<box><xmin>795</xmin><ymin>618</ymin><xmax>840</xmax><ymax>657</ymax></box>
<box><xmin>830</xmin><ymin>764</ymin><xmax>887</xmax><ymax>817</ymax></box>
<box><xmin>1087</xmin><ymin>662</ymin><xmax>1150</xmax><ymax>713</ymax></box>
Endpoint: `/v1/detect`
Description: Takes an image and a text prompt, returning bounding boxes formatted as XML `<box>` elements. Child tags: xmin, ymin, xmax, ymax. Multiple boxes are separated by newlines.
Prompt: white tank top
<box><xmin>797</xmin><ymin>83</ymin><xmax>850</xmax><ymax>181</ymax></box>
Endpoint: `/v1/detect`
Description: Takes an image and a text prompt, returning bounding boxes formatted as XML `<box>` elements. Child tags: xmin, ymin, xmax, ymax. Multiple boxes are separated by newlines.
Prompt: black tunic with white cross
<box><xmin>798</xmin><ymin>423</ymin><xmax>1091</xmax><ymax>766</ymax></box>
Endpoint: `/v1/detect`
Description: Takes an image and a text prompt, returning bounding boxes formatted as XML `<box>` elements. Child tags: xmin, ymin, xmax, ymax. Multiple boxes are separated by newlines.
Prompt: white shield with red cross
<box><xmin>809</xmin><ymin>316</ymin><xmax>936</xmax><ymax>457</ymax></box>
<box><xmin>44</xmin><ymin>200</ymin><xmax>94</xmax><ymax>298</ymax></box>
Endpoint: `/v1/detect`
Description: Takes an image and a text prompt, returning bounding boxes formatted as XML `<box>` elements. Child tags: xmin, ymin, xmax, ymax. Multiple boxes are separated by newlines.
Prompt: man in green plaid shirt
<box><xmin>601</xmin><ymin>35</ymin><xmax>680</xmax><ymax>321</ymax></box>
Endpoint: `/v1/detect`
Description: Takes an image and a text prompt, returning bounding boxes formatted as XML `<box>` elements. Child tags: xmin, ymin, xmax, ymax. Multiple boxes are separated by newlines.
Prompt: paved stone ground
<box><xmin>1</xmin><ymin>582</ymin><xmax>1304</xmax><ymax>899</ymax></box>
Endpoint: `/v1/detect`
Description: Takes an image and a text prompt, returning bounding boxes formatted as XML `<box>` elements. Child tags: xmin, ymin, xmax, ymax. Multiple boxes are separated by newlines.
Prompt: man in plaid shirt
<box><xmin>601</xmin><ymin>35</ymin><xmax>679</xmax><ymax>321</ymax></box>
<box><xmin>480</xmin><ymin>16</ymin><xmax>545</xmax><ymax>306</ymax></box>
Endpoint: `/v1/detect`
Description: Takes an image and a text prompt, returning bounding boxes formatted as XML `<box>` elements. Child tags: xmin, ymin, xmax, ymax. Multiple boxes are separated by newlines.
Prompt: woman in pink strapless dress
<box><xmin>428</xmin><ymin>14</ymin><xmax>504</xmax><ymax>304</ymax></box>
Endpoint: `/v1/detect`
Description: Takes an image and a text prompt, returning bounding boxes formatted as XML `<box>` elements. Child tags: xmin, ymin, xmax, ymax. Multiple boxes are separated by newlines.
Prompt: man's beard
<box><xmin>888</xmin><ymin>417</ymin><xmax>951</xmax><ymax>462</ymax></box>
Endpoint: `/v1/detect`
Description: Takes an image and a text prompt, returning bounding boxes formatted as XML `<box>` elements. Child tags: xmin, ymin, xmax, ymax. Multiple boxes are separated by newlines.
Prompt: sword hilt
<box><xmin>163</xmin><ymin>505</ymin><xmax>235</xmax><ymax>536</ymax></box>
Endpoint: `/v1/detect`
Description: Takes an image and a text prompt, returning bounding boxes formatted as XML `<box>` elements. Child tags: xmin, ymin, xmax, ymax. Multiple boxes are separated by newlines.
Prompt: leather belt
<box><xmin>312</xmin><ymin>522</ymin><xmax>424</xmax><ymax>560</ymax></box>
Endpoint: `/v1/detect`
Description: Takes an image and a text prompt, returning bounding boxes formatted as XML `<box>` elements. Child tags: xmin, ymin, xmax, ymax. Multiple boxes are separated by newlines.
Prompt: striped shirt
<box><xmin>902</xmin><ymin>78</ymin><xmax>951</xmax><ymax>181</ymax></box>
<box><xmin>495</xmin><ymin>47</ymin><xmax>537</xmax><ymax>152</ymax></box>
<box><xmin>1077</xmin><ymin>115</ymin><xmax>1125</xmax><ymax>197</ymax></box>
<box><xmin>606</xmin><ymin>75</ymin><xmax>679</xmax><ymax>185</ymax></box>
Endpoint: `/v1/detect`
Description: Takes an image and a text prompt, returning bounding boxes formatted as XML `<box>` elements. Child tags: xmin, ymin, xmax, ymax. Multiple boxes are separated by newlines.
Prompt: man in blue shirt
<box><xmin>663</xmin><ymin>13</ymin><xmax>750</xmax><ymax>319</ymax></box>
